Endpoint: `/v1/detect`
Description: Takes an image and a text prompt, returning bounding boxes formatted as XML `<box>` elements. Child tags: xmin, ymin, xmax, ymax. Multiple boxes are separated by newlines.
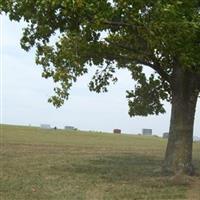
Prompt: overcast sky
<box><xmin>1</xmin><ymin>15</ymin><xmax>199</xmax><ymax>136</ymax></box>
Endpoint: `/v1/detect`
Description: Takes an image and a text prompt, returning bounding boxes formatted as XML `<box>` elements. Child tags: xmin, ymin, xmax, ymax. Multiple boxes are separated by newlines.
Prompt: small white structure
<box><xmin>142</xmin><ymin>129</ymin><xmax>152</xmax><ymax>136</ymax></box>
<box><xmin>64</xmin><ymin>126</ymin><xmax>76</xmax><ymax>130</ymax></box>
<box><xmin>40</xmin><ymin>124</ymin><xmax>51</xmax><ymax>129</ymax></box>
<box><xmin>163</xmin><ymin>132</ymin><xmax>169</xmax><ymax>139</ymax></box>
<box><xmin>193</xmin><ymin>136</ymin><xmax>200</xmax><ymax>142</ymax></box>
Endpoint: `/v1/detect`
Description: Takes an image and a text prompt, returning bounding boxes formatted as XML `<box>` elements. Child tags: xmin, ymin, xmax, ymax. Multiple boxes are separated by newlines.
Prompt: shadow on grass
<box><xmin>51</xmin><ymin>153</ymin><xmax>163</xmax><ymax>183</ymax></box>
<box><xmin>49</xmin><ymin>154</ymin><xmax>189</xmax><ymax>200</ymax></box>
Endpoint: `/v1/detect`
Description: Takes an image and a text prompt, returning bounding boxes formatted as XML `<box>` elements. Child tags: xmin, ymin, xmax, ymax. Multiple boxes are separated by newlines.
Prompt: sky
<box><xmin>1</xmin><ymin>14</ymin><xmax>200</xmax><ymax>136</ymax></box>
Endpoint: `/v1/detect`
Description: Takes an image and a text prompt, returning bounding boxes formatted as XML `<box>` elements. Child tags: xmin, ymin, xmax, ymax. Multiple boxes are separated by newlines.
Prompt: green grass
<box><xmin>0</xmin><ymin>124</ymin><xmax>199</xmax><ymax>200</ymax></box>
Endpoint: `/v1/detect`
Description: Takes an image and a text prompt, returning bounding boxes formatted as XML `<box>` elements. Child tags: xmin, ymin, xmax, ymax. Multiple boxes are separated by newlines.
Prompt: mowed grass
<box><xmin>0</xmin><ymin>125</ymin><xmax>199</xmax><ymax>200</ymax></box>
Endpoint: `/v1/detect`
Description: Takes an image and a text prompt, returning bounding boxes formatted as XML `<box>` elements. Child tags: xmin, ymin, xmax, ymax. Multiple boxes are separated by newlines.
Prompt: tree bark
<box><xmin>162</xmin><ymin>68</ymin><xmax>199</xmax><ymax>175</ymax></box>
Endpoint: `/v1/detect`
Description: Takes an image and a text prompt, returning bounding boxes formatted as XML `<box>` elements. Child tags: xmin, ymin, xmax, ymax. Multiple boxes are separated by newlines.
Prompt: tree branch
<box><xmin>103</xmin><ymin>20</ymin><xmax>141</xmax><ymax>29</ymax></box>
<box><xmin>105</xmin><ymin>38</ymin><xmax>171</xmax><ymax>83</ymax></box>
<box><xmin>105</xmin><ymin>38</ymin><xmax>151</xmax><ymax>56</ymax></box>
<box><xmin>137</xmin><ymin>60</ymin><xmax>171</xmax><ymax>83</ymax></box>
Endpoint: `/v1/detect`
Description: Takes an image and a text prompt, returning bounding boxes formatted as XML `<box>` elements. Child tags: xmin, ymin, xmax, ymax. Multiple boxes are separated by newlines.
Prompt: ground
<box><xmin>0</xmin><ymin>125</ymin><xmax>199</xmax><ymax>200</ymax></box>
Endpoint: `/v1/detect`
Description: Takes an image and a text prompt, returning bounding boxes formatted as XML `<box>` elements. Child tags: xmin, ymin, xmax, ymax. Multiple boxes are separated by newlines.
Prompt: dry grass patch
<box><xmin>1</xmin><ymin>124</ymin><xmax>199</xmax><ymax>200</ymax></box>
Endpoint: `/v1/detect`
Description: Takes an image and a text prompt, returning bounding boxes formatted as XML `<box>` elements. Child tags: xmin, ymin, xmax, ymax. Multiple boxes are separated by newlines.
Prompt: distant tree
<box><xmin>1</xmin><ymin>0</ymin><xmax>199</xmax><ymax>175</ymax></box>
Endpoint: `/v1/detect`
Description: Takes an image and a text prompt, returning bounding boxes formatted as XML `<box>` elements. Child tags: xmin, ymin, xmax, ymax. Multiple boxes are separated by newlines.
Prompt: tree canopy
<box><xmin>1</xmin><ymin>0</ymin><xmax>199</xmax><ymax>115</ymax></box>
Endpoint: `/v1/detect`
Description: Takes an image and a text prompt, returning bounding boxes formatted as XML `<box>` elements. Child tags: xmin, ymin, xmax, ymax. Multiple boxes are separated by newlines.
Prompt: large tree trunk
<box><xmin>162</xmin><ymin>68</ymin><xmax>199</xmax><ymax>175</ymax></box>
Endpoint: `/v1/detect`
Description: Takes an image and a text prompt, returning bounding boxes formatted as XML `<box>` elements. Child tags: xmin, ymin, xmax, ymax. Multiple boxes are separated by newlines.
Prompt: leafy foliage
<box><xmin>1</xmin><ymin>0</ymin><xmax>200</xmax><ymax>114</ymax></box>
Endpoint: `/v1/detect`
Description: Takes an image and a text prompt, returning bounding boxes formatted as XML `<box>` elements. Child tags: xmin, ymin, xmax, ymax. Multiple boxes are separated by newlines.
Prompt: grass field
<box><xmin>0</xmin><ymin>124</ymin><xmax>200</xmax><ymax>200</ymax></box>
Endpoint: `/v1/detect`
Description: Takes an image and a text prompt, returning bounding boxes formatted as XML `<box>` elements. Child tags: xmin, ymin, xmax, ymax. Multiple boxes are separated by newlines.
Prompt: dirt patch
<box><xmin>186</xmin><ymin>177</ymin><xmax>200</xmax><ymax>200</ymax></box>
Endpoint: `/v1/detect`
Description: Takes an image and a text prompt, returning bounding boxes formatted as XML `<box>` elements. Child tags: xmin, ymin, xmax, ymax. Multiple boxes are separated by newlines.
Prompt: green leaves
<box><xmin>1</xmin><ymin>0</ymin><xmax>199</xmax><ymax>112</ymax></box>
<box><xmin>127</xmin><ymin>74</ymin><xmax>170</xmax><ymax>116</ymax></box>
<box><xmin>89</xmin><ymin>63</ymin><xmax>117</xmax><ymax>93</ymax></box>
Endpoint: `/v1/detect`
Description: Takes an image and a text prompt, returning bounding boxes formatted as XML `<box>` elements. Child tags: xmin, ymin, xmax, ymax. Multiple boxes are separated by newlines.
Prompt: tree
<box><xmin>1</xmin><ymin>0</ymin><xmax>199</xmax><ymax>175</ymax></box>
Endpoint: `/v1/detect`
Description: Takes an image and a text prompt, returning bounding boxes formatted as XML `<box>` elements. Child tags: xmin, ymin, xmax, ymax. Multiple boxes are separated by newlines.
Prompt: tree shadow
<box><xmin>53</xmin><ymin>153</ymin><xmax>163</xmax><ymax>183</ymax></box>
<box><xmin>48</xmin><ymin>154</ymin><xmax>193</xmax><ymax>199</ymax></box>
